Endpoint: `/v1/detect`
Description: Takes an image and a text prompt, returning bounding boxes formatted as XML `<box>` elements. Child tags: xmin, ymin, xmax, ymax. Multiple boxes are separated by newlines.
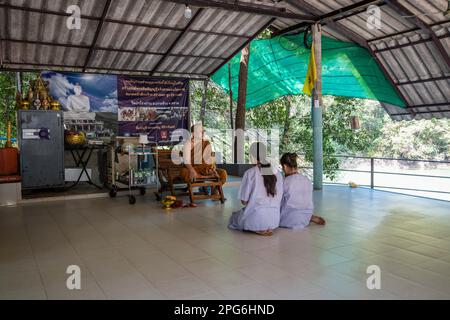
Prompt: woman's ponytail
<box><xmin>250</xmin><ymin>142</ymin><xmax>277</xmax><ymax>197</ymax></box>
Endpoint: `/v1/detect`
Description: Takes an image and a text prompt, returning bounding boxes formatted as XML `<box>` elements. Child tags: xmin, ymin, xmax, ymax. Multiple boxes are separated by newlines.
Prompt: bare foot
<box><xmin>310</xmin><ymin>215</ymin><xmax>326</xmax><ymax>225</ymax></box>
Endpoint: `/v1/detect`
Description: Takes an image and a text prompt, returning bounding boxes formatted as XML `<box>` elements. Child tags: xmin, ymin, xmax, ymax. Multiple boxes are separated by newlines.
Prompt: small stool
<box><xmin>187</xmin><ymin>177</ymin><xmax>225</xmax><ymax>204</ymax></box>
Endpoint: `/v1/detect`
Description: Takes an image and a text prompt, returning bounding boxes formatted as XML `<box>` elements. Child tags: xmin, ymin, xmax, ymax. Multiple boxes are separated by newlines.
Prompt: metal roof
<box><xmin>0</xmin><ymin>0</ymin><xmax>449</xmax><ymax>120</ymax></box>
<box><xmin>0</xmin><ymin>0</ymin><xmax>289</xmax><ymax>78</ymax></box>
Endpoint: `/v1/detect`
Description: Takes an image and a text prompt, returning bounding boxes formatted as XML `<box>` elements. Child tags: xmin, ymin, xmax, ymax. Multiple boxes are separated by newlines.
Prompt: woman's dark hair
<box><xmin>249</xmin><ymin>142</ymin><xmax>277</xmax><ymax>197</ymax></box>
<box><xmin>280</xmin><ymin>153</ymin><xmax>298</xmax><ymax>169</ymax></box>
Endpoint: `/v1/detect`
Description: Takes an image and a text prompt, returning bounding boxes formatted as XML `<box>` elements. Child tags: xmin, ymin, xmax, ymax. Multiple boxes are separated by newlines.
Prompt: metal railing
<box><xmin>298</xmin><ymin>154</ymin><xmax>450</xmax><ymax>197</ymax></box>
<box><xmin>206</xmin><ymin>131</ymin><xmax>450</xmax><ymax>198</ymax></box>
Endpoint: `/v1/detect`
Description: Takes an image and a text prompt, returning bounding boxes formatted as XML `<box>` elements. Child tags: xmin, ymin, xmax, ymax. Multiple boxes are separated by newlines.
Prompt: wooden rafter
<box><xmin>83</xmin><ymin>0</ymin><xmax>112</xmax><ymax>72</ymax></box>
<box><xmin>164</xmin><ymin>0</ymin><xmax>314</xmax><ymax>21</ymax></box>
<box><xmin>273</xmin><ymin>0</ymin><xmax>384</xmax><ymax>37</ymax></box>
<box><xmin>2</xmin><ymin>38</ymin><xmax>226</xmax><ymax>61</ymax></box>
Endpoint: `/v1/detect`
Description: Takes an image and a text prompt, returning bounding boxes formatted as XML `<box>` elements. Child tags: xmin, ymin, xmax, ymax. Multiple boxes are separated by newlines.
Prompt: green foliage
<box><xmin>0</xmin><ymin>72</ymin><xmax>17</xmax><ymax>138</ymax></box>
<box><xmin>248</xmin><ymin>95</ymin><xmax>382</xmax><ymax>179</ymax></box>
<box><xmin>190</xmin><ymin>80</ymin><xmax>233</xmax><ymax>130</ymax></box>
<box><xmin>246</xmin><ymin>96</ymin><xmax>291</xmax><ymax>131</ymax></box>
<box><xmin>374</xmin><ymin>118</ymin><xmax>450</xmax><ymax>160</ymax></box>
<box><xmin>0</xmin><ymin>71</ymin><xmax>39</xmax><ymax>146</ymax></box>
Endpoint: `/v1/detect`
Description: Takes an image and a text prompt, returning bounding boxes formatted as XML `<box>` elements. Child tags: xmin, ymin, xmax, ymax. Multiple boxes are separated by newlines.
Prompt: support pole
<box><xmin>370</xmin><ymin>157</ymin><xmax>375</xmax><ymax>189</ymax></box>
<box><xmin>312</xmin><ymin>23</ymin><xmax>323</xmax><ymax>190</ymax></box>
<box><xmin>234</xmin><ymin>44</ymin><xmax>250</xmax><ymax>164</ymax></box>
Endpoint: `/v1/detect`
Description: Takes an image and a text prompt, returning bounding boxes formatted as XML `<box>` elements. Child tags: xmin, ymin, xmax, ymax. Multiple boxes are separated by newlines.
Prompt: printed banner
<box><xmin>117</xmin><ymin>76</ymin><xmax>190</xmax><ymax>144</ymax></box>
<box><xmin>41</xmin><ymin>71</ymin><xmax>118</xmax><ymax>136</ymax></box>
<box><xmin>41</xmin><ymin>72</ymin><xmax>190</xmax><ymax>143</ymax></box>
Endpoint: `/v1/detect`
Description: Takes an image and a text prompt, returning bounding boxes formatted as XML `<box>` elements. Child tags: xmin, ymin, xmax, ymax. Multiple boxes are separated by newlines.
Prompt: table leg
<box><xmin>81</xmin><ymin>149</ymin><xmax>103</xmax><ymax>189</ymax></box>
<box><xmin>66</xmin><ymin>147</ymin><xmax>103</xmax><ymax>190</ymax></box>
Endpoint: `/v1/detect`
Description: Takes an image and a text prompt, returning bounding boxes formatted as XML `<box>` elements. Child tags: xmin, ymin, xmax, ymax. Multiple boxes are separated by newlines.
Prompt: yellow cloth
<box><xmin>302</xmin><ymin>43</ymin><xmax>317</xmax><ymax>97</ymax></box>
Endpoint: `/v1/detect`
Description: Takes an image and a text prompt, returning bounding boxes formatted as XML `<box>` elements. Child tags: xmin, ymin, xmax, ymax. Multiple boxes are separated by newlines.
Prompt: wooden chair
<box><xmin>178</xmin><ymin>149</ymin><xmax>225</xmax><ymax>204</ymax></box>
<box><xmin>153</xmin><ymin>148</ymin><xmax>225</xmax><ymax>204</ymax></box>
<box><xmin>187</xmin><ymin>175</ymin><xmax>225</xmax><ymax>204</ymax></box>
<box><xmin>153</xmin><ymin>148</ymin><xmax>186</xmax><ymax>199</ymax></box>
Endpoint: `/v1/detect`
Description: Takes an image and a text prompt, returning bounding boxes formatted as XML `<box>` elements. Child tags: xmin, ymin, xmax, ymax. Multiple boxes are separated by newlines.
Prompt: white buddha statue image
<box><xmin>67</xmin><ymin>83</ymin><xmax>91</xmax><ymax>112</ymax></box>
<box><xmin>64</xmin><ymin>83</ymin><xmax>95</xmax><ymax>121</ymax></box>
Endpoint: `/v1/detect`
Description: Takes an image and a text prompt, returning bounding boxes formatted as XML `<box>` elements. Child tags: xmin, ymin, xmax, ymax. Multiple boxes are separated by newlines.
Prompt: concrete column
<box><xmin>312</xmin><ymin>23</ymin><xmax>323</xmax><ymax>190</ymax></box>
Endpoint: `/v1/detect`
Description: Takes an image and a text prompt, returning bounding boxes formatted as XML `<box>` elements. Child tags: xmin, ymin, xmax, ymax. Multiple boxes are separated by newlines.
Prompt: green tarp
<box><xmin>211</xmin><ymin>33</ymin><xmax>405</xmax><ymax>109</ymax></box>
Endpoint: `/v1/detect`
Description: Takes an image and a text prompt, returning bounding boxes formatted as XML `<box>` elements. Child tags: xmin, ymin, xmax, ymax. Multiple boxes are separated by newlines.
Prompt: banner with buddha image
<box><xmin>41</xmin><ymin>72</ymin><xmax>190</xmax><ymax>143</ymax></box>
<box><xmin>41</xmin><ymin>71</ymin><xmax>119</xmax><ymax>136</ymax></box>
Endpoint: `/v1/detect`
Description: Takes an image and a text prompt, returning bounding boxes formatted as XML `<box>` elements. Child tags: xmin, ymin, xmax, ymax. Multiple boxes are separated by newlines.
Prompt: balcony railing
<box><xmin>298</xmin><ymin>154</ymin><xmax>450</xmax><ymax>201</ymax></box>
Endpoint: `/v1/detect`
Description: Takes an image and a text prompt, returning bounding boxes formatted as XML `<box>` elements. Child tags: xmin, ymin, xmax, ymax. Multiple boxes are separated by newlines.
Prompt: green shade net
<box><xmin>211</xmin><ymin>33</ymin><xmax>405</xmax><ymax>109</ymax></box>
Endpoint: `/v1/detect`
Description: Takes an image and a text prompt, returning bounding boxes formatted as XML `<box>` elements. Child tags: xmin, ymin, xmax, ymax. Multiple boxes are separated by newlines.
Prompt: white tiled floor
<box><xmin>1</xmin><ymin>185</ymin><xmax>450</xmax><ymax>300</ymax></box>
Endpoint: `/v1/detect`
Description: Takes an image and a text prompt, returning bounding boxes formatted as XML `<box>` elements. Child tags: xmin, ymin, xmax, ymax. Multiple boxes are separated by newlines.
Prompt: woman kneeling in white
<box><xmin>228</xmin><ymin>142</ymin><xmax>283</xmax><ymax>236</ymax></box>
<box><xmin>280</xmin><ymin>153</ymin><xmax>326</xmax><ymax>229</ymax></box>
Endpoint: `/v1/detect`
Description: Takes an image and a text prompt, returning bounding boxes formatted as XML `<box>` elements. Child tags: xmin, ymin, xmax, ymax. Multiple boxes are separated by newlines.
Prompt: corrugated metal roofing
<box><xmin>0</xmin><ymin>0</ymin><xmax>448</xmax><ymax>120</ymax></box>
<box><xmin>0</xmin><ymin>0</ymin><xmax>275</xmax><ymax>78</ymax></box>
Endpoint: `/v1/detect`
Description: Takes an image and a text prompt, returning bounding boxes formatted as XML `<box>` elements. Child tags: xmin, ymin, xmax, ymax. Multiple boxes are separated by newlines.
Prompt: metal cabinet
<box><xmin>18</xmin><ymin>110</ymin><xmax>65</xmax><ymax>189</ymax></box>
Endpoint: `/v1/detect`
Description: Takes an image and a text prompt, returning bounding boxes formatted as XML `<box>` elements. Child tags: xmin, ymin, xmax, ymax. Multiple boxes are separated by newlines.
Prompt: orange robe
<box><xmin>180</xmin><ymin>140</ymin><xmax>227</xmax><ymax>185</ymax></box>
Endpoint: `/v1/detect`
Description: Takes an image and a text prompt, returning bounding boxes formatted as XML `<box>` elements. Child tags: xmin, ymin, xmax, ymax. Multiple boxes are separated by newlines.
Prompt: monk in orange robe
<box><xmin>180</xmin><ymin>124</ymin><xmax>227</xmax><ymax>196</ymax></box>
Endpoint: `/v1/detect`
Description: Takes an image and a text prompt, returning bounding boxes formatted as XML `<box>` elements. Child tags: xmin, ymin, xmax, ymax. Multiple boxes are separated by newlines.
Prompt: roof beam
<box><xmin>368</xmin><ymin>19</ymin><xmax>450</xmax><ymax>43</ymax></box>
<box><xmin>393</xmin><ymin>110</ymin><xmax>450</xmax><ymax>116</ymax></box>
<box><xmin>2</xmin><ymin>61</ymin><xmax>208</xmax><ymax>78</ymax></box>
<box><xmin>82</xmin><ymin>0</ymin><xmax>112</xmax><ymax>72</ymax></box>
<box><xmin>406</xmin><ymin>102</ymin><xmax>450</xmax><ymax>109</ymax></box>
<box><xmin>163</xmin><ymin>0</ymin><xmax>314</xmax><ymax>21</ymax></box>
<box><xmin>373</xmin><ymin>34</ymin><xmax>450</xmax><ymax>53</ymax></box>
<box><xmin>2</xmin><ymin>38</ymin><xmax>226</xmax><ymax>61</ymax></box>
<box><xmin>272</xmin><ymin>0</ymin><xmax>384</xmax><ymax>37</ymax></box>
<box><xmin>397</xmin><ymin>76</ymin><xmax>450</xmax><ymax>86</ymax></box>
<box><xmin>150</xmin><ymin>8</ymin><xmax>204</xmax><ymax>75</ymax></box>
<box><xmin>386</xmin><ymin>0</ymin><xmax>450</xmax><ymax>69</ymax></box>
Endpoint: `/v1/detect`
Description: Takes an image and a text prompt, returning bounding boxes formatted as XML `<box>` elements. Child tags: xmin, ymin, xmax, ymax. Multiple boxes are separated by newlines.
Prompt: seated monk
<box><xmin>180</xmin><ymin>123</ymin><xmax>227</xmax><ymax>198</ymax></box>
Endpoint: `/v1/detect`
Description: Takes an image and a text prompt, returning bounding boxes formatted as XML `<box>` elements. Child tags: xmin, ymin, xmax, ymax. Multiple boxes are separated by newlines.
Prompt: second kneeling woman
<box><xmin>228</xmin><ymin>142</ymin><xmax>283</xmax><ymax>236</ymax></box>
<box><xmin>280</xmin><ymin>153</ymin><xmax>326</xmax><ymax>229</ymax></box>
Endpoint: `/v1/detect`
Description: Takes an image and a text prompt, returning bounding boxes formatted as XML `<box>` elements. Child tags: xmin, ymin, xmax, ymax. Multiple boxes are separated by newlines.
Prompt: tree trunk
<box><xmin>235</xmin><ymin>44</ymin><xmax>250</xmax><ymax>130</ymax></box>
<box><xmin>282</xmin><ymin>96</ymin><xmax>293</xmax><ymax>148</ymax></box>
<box><xmin>234</xmin><ymin>44</ymin><xmax>250</xmax><ymax>164</ymax></box>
